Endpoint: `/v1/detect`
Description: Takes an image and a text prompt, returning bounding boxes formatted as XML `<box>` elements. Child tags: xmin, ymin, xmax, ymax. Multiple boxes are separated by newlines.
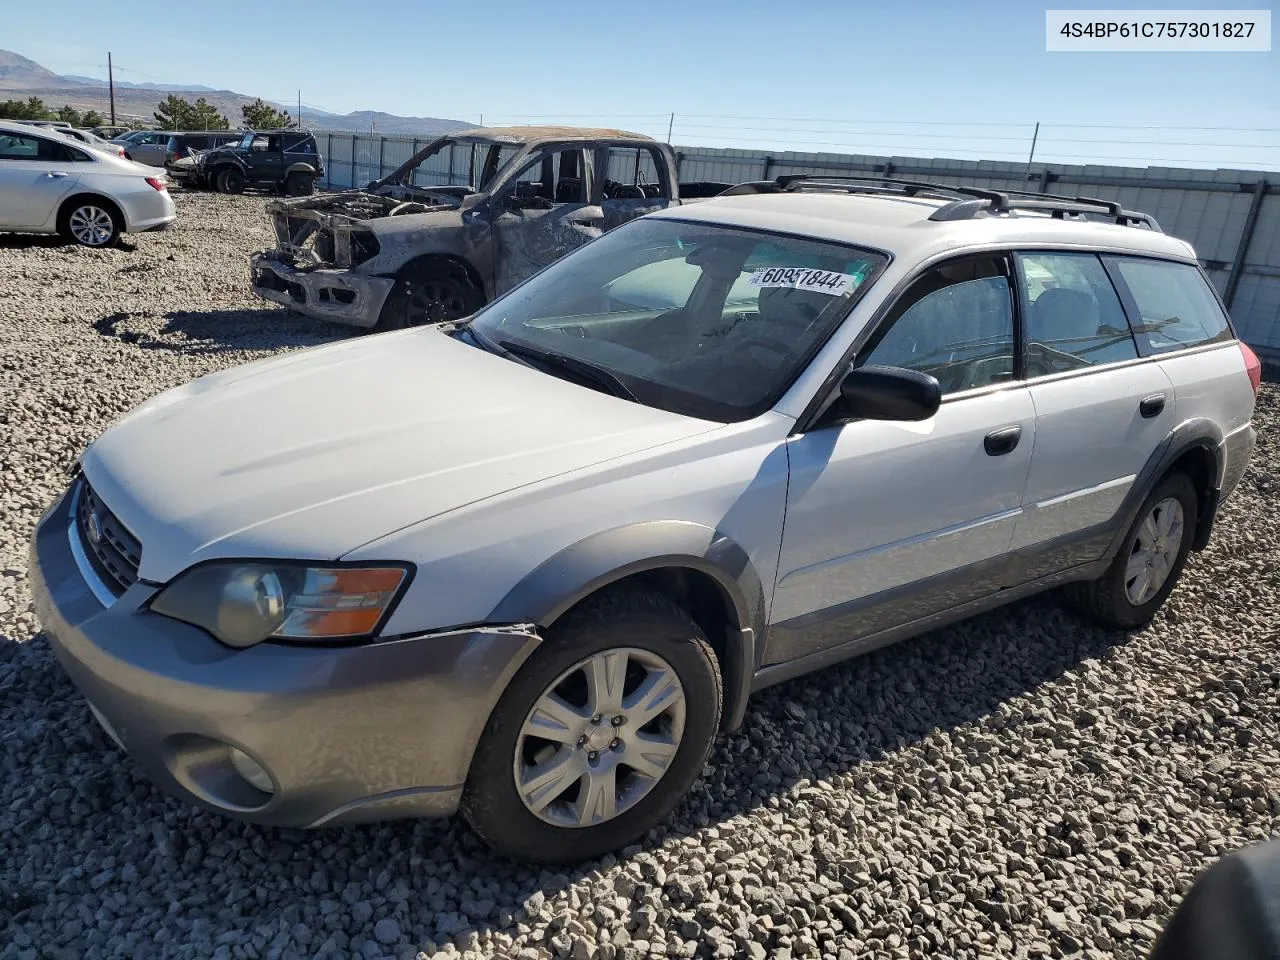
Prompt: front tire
<box><xmin>58</xmin><ymin>199</ymin><xmax>123</xmax><ymax>248</ymax></box>
<box><xmin>374</xmin><ymin>260</ymin><xmax>485</xmax><ymax>332</ymax></box>
<box><xmin>461</xmin><ymin>587</ymin><xmax>722</xmax><ymax>863</ymax></box>
<box><xmin>1063</xmin><ymin>471</ymin><xmax>1198</xmax><ymax>629</ymax></box>
<box><xmin>216</xmin><ymin>166</ymin><xmax>245</xmax><ymax>194</ymax></box>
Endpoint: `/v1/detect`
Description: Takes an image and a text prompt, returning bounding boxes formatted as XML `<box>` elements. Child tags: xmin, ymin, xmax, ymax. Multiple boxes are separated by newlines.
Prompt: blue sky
<box><xmin>8</xmin><ymin>0</ymin><xmax>1278</xmax><ymax>169</ymax></box>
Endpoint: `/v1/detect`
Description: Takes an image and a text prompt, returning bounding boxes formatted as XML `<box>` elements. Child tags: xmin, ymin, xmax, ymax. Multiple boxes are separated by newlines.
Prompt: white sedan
<box><xmin>0</xmin><ymin>121</ymin><xmax>176</xmax><ymax>248</ymax></box>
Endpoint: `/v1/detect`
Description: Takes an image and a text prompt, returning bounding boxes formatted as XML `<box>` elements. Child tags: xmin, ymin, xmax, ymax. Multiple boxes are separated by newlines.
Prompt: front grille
<box><xmin>74</xmin><ymin>480</ymin><xmax>142</xmax><ymax>595</ymax></box>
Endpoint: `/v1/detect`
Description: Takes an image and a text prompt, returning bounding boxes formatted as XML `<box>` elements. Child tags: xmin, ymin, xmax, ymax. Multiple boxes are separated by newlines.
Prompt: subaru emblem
<box><xmin>86</xmin><ymin>512</ymin><xmax>102</xmax><ymax>545</ymax></box>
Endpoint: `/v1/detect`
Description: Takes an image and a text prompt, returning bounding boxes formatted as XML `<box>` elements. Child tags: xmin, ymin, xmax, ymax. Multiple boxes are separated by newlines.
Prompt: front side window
<box><xmin>0</xmin><ymin>133</ymin><xmax>43</xmax><ymax>160</ymax></box>
<box><xmin>1017</xmin><ymin>252</ymin><xmax>1138</xmax><ymax>375</ymax></box>
<box><xmin>1106</xmin><ymin>256</ymin><xmax>1233</xmax><ymax>353</ymax></box>
<box><xmin>468</xmin><ymin>218</ymin><xmax>886</xmax><ymax>421</ymax></box>
<box><xmin>859</xmin><ymin>256</ymin><xmax>1015</xmax><ymax>395</ymax></box>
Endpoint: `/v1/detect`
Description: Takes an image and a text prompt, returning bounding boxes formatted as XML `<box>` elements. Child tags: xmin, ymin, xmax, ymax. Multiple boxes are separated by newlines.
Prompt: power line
<box><xmin>672</xmin><ymin>121</ymin><xmax>1277</xmax><ymax>149</ymax></box>
<box><xmin>677</xmin><ymin>114</ymin><xmax>1279</xmax><ymax>133</ymax></box>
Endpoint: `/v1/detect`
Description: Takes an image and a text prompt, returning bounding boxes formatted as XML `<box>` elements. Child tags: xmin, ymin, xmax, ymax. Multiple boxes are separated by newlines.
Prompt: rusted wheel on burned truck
<box><xmin>375</xmin><ymin>260</ymin><xmax>485</xmax><ymax>333</ymax></box>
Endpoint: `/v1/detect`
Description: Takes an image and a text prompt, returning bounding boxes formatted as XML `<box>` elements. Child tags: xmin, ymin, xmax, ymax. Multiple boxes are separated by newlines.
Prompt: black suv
<box><xmin>186</xmin><ymin>130</ymin><xmax>324</xmax><ymax>196</ymax></box>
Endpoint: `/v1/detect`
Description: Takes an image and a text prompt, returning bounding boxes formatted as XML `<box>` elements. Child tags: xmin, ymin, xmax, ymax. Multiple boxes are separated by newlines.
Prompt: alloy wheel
<box><xmin>68</xmin><ymin>206</ymin><xmax>115</xmax><ymax>246</ymax></box>
<box><xmin>514</xmin><ymin>647</ymin><xmax>686</xmax><ymax>828</ymax></box>
<box><xmin>1124</xmin><ymin>496</ymin><xmax>1185</xmax><ymax>605</ymax></box>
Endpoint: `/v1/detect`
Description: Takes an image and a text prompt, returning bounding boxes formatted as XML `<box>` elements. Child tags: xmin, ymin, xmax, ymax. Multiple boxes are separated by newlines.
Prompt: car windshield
<box><xmin>383</xmin><ymin>136</ymin><xmax>523</xmax><ymax>192</ymax></box>
<box><xmin>467</xmin><ymin>218</ymin><xmax>887</xmax><ymax>422</ymax></box>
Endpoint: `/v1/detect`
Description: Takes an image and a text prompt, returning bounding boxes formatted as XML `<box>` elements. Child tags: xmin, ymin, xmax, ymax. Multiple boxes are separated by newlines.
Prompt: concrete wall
<box><xmin>314</xmin><ymin>131</ymin><xmax>1278</xmax><ymax>354</ymax></box>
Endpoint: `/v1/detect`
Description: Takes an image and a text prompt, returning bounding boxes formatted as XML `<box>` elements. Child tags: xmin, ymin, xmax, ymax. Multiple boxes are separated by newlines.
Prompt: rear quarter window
<box><xmin>1106</xmin><ymin>256</ymin><xmax>1233</xmax><ymax>353</ymax></box>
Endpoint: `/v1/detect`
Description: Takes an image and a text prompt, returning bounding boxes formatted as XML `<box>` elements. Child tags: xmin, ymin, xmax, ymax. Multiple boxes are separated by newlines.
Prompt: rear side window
<box><xmin>1016</xmin><ymin>252</ymin><xmax>1138</xmax><ymax>375</ymax></box>
<box><xmin>601</xmin><ymin>145</ymin><xmax>668</xmax><ymax>200</ymax></box>
<box><xmin>1105</xmin><ymin>257</ymin><xmax>1233</xmax><ymax>353</ymax></box>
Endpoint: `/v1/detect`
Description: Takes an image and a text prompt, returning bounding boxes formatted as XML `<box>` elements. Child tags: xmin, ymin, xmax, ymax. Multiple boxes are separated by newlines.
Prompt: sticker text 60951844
<box><xmin>747</xmin><ymin>267</ymin><xmax>857</xmax><ymax>296</ymax></box>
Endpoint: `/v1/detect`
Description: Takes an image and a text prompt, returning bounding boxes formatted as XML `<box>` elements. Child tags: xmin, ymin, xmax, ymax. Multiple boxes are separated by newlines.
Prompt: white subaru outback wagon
<box><xmin>31</xmin><ymin>178</ymin><xmax>1260</xmax><ymax>862</ymax></box>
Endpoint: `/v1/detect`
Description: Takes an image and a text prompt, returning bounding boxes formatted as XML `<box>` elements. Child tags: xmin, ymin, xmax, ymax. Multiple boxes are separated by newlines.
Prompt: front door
<box><xmin>492</xmin><ymin>146</ymin><xmax>601</xmax><ymax>296</ymax></box>
<box><xmin>0</xmin><ymin>132</ymin><xmax>80</xmax><ymax>228</ymax></box>
<box><xmin>769</xmin><ymin>255</ymin><xmax>1034</xmax><ymax>665</ymax></box>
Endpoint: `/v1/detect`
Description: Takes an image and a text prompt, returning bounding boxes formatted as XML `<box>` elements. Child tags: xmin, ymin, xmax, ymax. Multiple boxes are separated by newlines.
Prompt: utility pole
<box><xmin>1025</xmin><ymin>121</ymin><xmax>1040</xmax><ymax>174</ymax></box>
<box><xmin>107</xmin><ymin>52</ymin><xmax>116</xmax><ymax>125</ymax></box>
<box><xmin>297</xmin><ymin>89</ymin><xmax>301</xmax><ymax>129</ymax></box>
<box><xmin>666</xmin><ymin>112</ymin><xmax>675</xmax><ymax>144</ymax></box>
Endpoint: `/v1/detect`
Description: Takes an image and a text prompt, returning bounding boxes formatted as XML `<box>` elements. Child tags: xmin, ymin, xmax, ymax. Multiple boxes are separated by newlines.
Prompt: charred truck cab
<box><xmin>248</xmin><ymin>126</ymin><xmax>729</xmax><ymax>331</ymax></box>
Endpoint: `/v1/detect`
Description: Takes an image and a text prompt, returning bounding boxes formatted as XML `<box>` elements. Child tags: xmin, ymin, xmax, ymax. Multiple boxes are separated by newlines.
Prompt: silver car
<box><xmin>0</xmin><ymin>122</ymin><xmax>176</xmax><ymax>247</ymax></box>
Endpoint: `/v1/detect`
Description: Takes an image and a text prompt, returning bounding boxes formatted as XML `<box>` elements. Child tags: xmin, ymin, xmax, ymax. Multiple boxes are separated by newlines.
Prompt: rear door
<box><xmin>1009</xmin><ymin>251</ymin><xmax>1173</xmax><ymax>559</ymax></box>
<box><xmin>492</xmin><ymin>145</ymin><xmax>600</xmax><ymax>295</ymax></box>
<box><xmin>0</xmin><ymin>131</ymin><xmax>81</xmax><ymax>229</ymax></box>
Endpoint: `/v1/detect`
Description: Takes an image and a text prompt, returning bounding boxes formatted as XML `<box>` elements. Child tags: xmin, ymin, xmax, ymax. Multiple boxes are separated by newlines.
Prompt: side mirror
<box><xmin>839</xmin><ymin>365</ymin><xmax>941</xmax><ymax>422</ymax></box>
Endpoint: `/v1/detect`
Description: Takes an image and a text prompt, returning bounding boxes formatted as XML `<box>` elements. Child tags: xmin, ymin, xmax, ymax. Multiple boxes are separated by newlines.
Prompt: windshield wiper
<box><xmin>496</xmin><ymin>338</ymin><xmax>639</xmax><ymax>402</ymax></box>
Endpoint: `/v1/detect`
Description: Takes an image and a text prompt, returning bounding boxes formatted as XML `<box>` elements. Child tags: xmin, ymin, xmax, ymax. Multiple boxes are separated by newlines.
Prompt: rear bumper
<box><xmin>249</xmin><ymin>253</ymin><xmax>392</xmax><ymax>328</ymax></box>
<box><xmin>1220</xmin><ymin>421</ymin><xmax>1256</xmax><ymax>501</ymax></box>
<box><xmin>30</xmin><ymin>486</ymin><xmax>541</xmax><ymax>828</ymax></box>
<box><xmin>122</xmin><ymin>191</ymin><xmax>177</xmax><ymax>233</ymax></box>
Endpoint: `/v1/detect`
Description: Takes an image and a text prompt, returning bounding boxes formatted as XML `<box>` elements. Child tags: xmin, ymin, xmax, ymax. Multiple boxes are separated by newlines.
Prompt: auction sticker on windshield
<box><xmin>748</xmin><ymin>267</ymin><xmax>857</xmax><ymax>295</ymax></box>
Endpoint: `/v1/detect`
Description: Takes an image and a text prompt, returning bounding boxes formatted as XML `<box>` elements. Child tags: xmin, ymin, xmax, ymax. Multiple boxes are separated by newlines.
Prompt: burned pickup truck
<box><xmin>249</xmin><ymin>126</ymin><xmax>731</xmax><ymax>330</ymax></box>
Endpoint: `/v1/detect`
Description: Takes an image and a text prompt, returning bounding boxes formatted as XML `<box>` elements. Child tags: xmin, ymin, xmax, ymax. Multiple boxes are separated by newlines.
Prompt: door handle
<box><xmin>984</xmin><ymin>425</ymin><xmax>1022</xmax><ymax>456</ymax></box>
<box><xmin>1140</xmin><ymin>393</ymin><xmax>1166</xmax><ymax>418</ymax></box>
<box><xmin>46</xmin><ymin>171</ymin><xmax>70</xmax><ymax>179</ymax></box>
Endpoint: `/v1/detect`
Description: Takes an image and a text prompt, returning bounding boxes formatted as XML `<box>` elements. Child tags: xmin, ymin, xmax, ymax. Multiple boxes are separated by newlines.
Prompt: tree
<box><xmin>241</xmin><ymin>98</ymin><xmax>291</xmax><ymax>130</ymax></box>
<box><xmin>0</xmin><ymin>96</ymin><xmax>51</xmax><ymax>121</ymax></box>
<box><xmin>190</xmin><ymin>97</ymin><xmax>230</xmax><ymax>130</ymax></box>
<box><xmin>56</xmin><ymin>104</ymin><xmax>82</xmax><ymax>125</ymax></box>
<box><xmin>82</xmin><ymin>110</ymin><xmax>105</xmax><ymax>127</ymax></box>
<box><xmin>154</xmin><ymin>94</ymin><xmax>229</xmax><ymax>131</ymax></box>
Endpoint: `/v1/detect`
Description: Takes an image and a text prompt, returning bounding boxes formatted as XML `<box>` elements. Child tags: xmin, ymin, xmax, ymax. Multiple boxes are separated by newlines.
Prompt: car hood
<box><xmin>82</xmin><ymin>329</ymin><xmax>721</xmax><ymax>583</ymax></box>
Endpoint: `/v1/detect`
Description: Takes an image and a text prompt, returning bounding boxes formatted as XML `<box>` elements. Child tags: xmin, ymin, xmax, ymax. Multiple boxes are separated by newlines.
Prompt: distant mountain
<box><xmin>60</xmin><ymin>75</ymin><xmax>218</xmax><ymax>93</ymax></box>
<box><xmin>0</xmin><ymin>48</ymin><xmax>474</xmax><ymax>137</ymax></box>
<box><xmin>0</xmin><ymin>49</ymin><xmax>60</xmax><ymax>85</ymax></box>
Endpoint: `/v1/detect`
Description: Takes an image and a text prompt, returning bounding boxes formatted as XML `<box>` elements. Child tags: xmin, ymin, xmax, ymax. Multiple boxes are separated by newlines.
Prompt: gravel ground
<box><xmin>1</xmin><ymin>190</ymin><xmax>1278</xmax><ymax>960</ymax></box>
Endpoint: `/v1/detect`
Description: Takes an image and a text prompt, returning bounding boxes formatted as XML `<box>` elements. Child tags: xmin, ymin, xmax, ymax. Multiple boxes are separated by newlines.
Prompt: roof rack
<box><xmin>718</xmin><ymin>175</ymin><xmax>1163</xmax><ymax>232</ymax></box>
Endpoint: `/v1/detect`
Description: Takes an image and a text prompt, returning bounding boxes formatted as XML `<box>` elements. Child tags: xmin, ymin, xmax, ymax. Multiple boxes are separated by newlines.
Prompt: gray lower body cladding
<box><xmin>29</xmin><ymin>488</ymin><xmax>541</xmax><ymax>828</ymax></box>
<box><xmin>250</xmin><ymin>254</ymin><xmax>393</xmax><ymax>327</ymax></box>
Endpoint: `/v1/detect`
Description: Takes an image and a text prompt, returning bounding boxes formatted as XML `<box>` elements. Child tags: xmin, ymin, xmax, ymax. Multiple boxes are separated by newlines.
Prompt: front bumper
<box><xmin>30</xmin><ymin>487</ymin><xmax>540</xmax><ymax>828</ymax></box>
<box><xmin>249</xmin><ymin>253</ymin><xmax>393</xmax><ymax>328</ymax></box>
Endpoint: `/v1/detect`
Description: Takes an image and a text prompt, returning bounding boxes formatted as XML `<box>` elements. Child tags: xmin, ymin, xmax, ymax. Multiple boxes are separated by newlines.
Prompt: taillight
<box><xmin>1240</xmin><ymin>342</ymin><xmax>1262</xmax><ymax>395</ymax></box>
<box><xmin>145</xmin><ymin>177</ymin><xmax>168</xmax><ymax>192</ymax></box>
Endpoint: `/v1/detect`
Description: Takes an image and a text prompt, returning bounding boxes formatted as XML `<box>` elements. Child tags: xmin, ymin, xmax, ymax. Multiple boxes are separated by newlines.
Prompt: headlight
<box><xmin>150</xmin><ymin>562</ymin><xmax>411</xmax><ymax>648</ymax></box>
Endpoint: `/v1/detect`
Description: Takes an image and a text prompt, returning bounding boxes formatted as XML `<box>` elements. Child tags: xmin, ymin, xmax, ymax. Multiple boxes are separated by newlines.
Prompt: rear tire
<box><xmin>374</xmin><ymin>260</ymin><xmax>485</xmax><ymax>332</ymax></box>
<box><xmin>58</xmin><ymin>198</ymin><xmax>123</xmax><ymax>248</ymax></box>
<box><xmin>215</xmin><ymin>166</ymin><xmax>245</xmax><ymax>195</ymax></box>
<box><xmin>461</xmin><ymin>587</ymin><xmax>722</xmax><ymax>863</ymax></box>
<box><xmin>285</xmin><ymin>171</ymin><xmax>314</xmax><ymax>196</ymax></box>
<box><xmin>1062</xmin><ymin>471</ymin><xmax>1198</xmax><ymax>629</ymax></box>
